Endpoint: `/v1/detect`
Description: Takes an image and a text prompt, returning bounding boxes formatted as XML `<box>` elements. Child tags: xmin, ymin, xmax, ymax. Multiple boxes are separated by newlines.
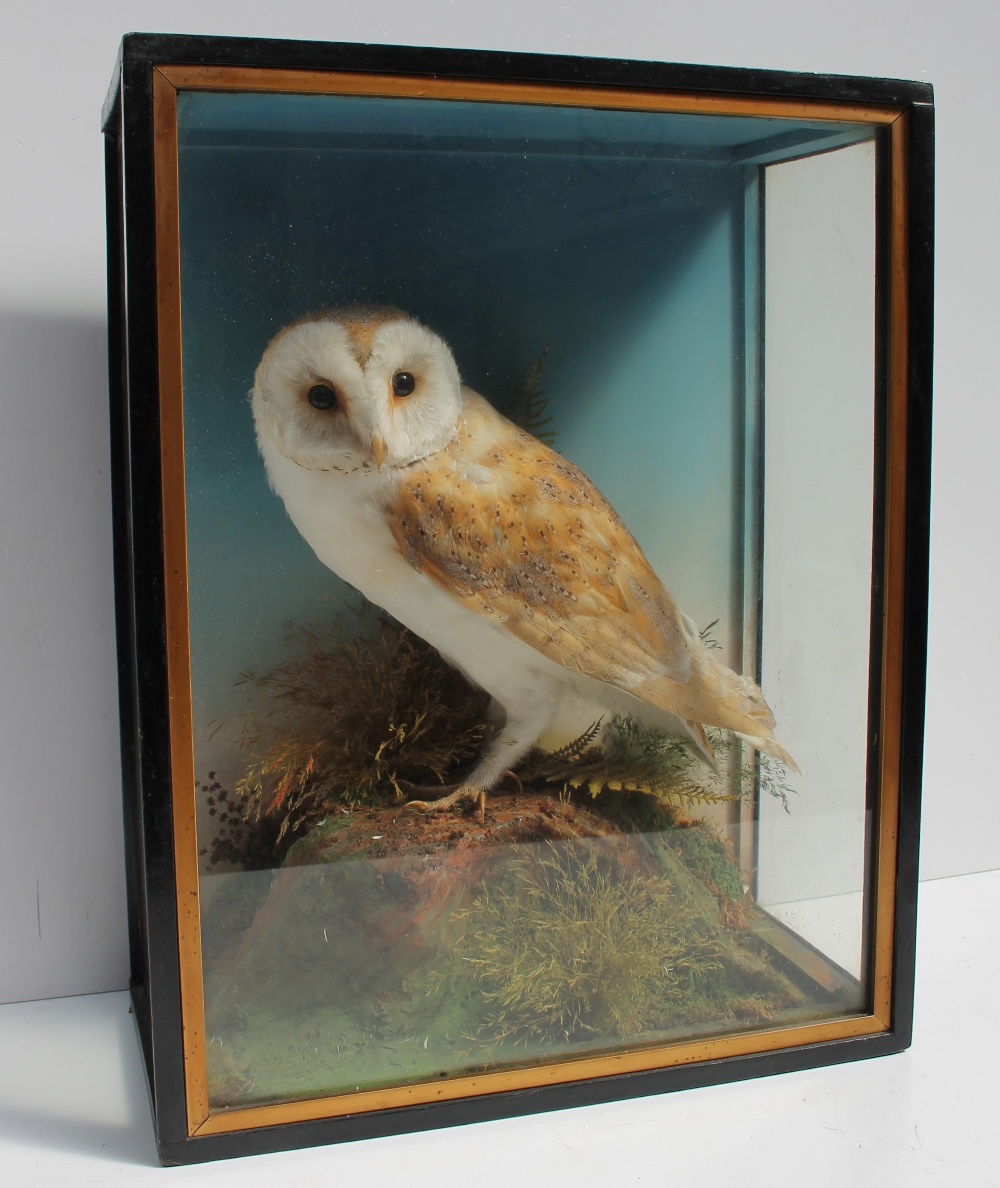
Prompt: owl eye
<box><xmin>307</xmin><ymin>383</ymin><xmax>339</xmax><ymax>411</ymax></box>
<box><xmin>392</xmin><ymin>371</ymin><xmax>416</xmax><ymax>398</ymax></box>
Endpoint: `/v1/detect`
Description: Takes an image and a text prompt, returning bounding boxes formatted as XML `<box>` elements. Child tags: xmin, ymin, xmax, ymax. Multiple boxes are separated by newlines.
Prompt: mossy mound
<box><xmin>199</xmin><ymin>604</ymin><xmax>811</xmax><ymax>1109</ymax></box>
<box><xmin>200</xmin><ymin>791</ymin><xmax>810</xmax><ymax>1109</ymax></box>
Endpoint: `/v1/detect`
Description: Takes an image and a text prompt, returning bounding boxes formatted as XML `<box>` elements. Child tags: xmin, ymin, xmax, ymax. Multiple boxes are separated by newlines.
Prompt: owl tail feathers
<box><xmin>726</xmin><ymin>682</ymin><xmax>799</xmax><ymax>774</ymax></box>
<box><xmin>637</xmin><ymin>667</ymin><xmax>799</xmax><ymax>775</ymax></box>
<box><xmin>681</xmin><ymin>719</ymin><xmax>721</xmax><ymax>774</ymax></box>
<box><xmin>681</xmin><ymin>717</ymin><xmax>799</xmax><ymax>776</ymax></box>
<box><xmin>736</xmin><ymin>731</ymin><xmax>801</xmax><ymax>775</ymax></box>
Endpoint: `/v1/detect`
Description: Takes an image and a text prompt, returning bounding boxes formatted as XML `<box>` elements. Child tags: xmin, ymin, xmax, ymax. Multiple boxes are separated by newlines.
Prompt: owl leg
<box><xmin>405</xmin><ymin>700</ymin><xmax>555</xmax><ymax>822</ymax></box>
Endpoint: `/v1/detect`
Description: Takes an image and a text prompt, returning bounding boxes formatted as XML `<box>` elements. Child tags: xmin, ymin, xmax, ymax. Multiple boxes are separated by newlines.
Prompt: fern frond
<box><xmin>512</xmin><ymin>346</ymin><xmax>557</xmax><ymax>446</ymax></box>
<box><xmin>523</xmin><ymin>715</ymin><xmax>744</xmax><ymax>806</ymax></box>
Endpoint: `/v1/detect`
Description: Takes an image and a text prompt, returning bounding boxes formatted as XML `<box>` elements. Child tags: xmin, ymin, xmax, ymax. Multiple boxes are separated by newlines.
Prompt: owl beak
<box><xmin>370</xmin><ymin>432</ymin><xmax>387</xmax><ymax>470</ymax></box>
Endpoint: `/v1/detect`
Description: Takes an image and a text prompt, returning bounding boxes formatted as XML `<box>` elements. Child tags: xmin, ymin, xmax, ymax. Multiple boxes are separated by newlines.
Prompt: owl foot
<box><xmin>394</xmin><ymin>777</ymin><xmax>460</xmax><ymax>798</ymax></box>
<box><xmin>397</xmin><ymin>771</ymin><xmax>522</xmax><ymax>799</ymax></box>
<box><xmin>404</xmin><ymin>785</ymin><xmax>487</xmax><ymax>823</ymax></box>
<box><xmin>400</xmin><ymin>770</ymin><xmax>523</xmax><ymax>822</ymax></box>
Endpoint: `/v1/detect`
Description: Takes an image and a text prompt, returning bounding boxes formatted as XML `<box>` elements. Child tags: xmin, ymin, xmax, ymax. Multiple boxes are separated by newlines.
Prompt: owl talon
<box><xmin>404</xmin><ymin>785</ymin><xmax>487</xmax><ymax>822</ymax></box>
<box><xmin>500</xmin><ymin>770</ymin><xmax>524</xmax><ymax>797</ymax></box>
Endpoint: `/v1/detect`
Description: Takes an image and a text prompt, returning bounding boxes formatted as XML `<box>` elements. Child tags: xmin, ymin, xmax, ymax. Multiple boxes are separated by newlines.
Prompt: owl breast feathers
<box><xmin>251</xmin><ymin>305</ymin><xmax>795</xmax><ymax>807</ymax></box>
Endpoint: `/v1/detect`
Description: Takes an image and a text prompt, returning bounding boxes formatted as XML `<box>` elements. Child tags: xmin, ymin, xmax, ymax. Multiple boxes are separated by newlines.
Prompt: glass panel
<box><xmin>759</xmin><ymin>141</ymin><xmax>877</xmax><ymax>982</ymax></box>
<box><xmin>175</xmin><ymin>90</ymin><xmax>879</xmax><ymax>1110</ymax></box>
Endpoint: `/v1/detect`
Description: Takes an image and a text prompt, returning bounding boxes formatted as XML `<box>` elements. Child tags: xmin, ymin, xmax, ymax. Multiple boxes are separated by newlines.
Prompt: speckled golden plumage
<box><xmin>389</xmin><ymin>392</ymin><xmax>793</xmax><ymax>769</ymax></box>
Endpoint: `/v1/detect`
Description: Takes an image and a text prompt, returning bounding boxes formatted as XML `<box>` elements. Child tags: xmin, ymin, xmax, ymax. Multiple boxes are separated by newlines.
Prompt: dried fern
<box><xmin>511</xmin><ymin>345</ymin><xmax>557</xmax><ymax>446</ymax></box>
<box><xmin>222</xmin><ymin>595</ymin><xmax>793</xmax><ymax>848</ymax></box>
<box><xmin>232</xmin><ymin>612</ymin><xmax>490</xmax><ymax>838</ymax></box>
<box><xmin>758</xmin><ymin>752</ymin><xmax>797</xmax><ymax>814</ymax></box>
<box><xmin>699</xmin><ymin>618</ymin><xmax>722</xmax><ymax>650</ymax></box>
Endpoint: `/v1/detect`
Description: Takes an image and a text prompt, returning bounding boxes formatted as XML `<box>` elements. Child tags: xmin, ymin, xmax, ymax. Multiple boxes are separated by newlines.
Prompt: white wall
<box><xmin>0</xmin><ymin>0</ymin><xmax>993</xmax><ymax>1005</ymax></box>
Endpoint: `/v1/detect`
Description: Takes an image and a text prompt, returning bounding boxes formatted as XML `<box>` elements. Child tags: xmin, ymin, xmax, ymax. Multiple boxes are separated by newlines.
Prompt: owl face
<box><xmin>252</xmin><ymin>307</ymin><xmax>463</xmax><ymax>471</ymax></box>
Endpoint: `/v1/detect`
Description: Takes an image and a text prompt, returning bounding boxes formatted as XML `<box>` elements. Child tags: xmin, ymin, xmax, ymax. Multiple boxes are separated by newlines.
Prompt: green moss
<box><xmin>450</xmin><ymin>841</ymin><xmax>725</xmax><ymax>1047</ymax></box>
<box><xmin>590</xmin><ymin>787</ymin><xmax>681</xmax><ymax>833</ymax></box>
<box><xmin>669</xmin><ymin>823</ymin><xmax>744</xmax><ymax>904</ymax></box>
<box><xmin>202</xmin><ymin>829</ymin><xmax>809</xmax><ymax>1107</ymax></box>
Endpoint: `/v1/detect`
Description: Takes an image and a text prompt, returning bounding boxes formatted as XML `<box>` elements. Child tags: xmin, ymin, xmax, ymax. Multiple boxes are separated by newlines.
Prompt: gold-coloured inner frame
<box><xmin>150</xmin><ymin>63</ymin><xmax>910</xmax><ymax>1138</ymax></box>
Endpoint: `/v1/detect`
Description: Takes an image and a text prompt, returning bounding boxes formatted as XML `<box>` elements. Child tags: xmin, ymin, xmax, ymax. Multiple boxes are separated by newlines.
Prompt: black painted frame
<box><xmin>103</xmin><ymin>32</ymin><xmax>934</xmax><ymax>1166</ymax></box>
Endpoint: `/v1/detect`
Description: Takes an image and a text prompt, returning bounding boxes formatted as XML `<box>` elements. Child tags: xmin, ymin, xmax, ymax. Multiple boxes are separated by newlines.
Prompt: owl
<box><xmin>251</xmin><ymin>305</ymin><xmax>794</xmax><ymax>816</ymax></box>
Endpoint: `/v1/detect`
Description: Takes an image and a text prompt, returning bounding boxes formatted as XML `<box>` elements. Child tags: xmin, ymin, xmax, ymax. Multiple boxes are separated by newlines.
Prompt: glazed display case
<box><xmin>103</xmin><ymin>33</ymin><xmax>933</xmax><ymax>1164</ymax></box>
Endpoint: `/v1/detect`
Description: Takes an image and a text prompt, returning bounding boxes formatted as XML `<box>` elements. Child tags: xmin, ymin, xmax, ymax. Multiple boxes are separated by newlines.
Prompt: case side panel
<box><xmin>865</xmin><ymin>110</ymin><xmax>917</xmax><ymax>1029</ymax></box>
<box><xmin>738</xmin><ymin>165</ymin><xmax>765</xmax><ymax>890</ymax></box>
<box><xmin>890</xmin><ymin>99</ymin><xmax>934</xmax><ymax>1043</ymax></box>
<box><xmin>105</xmin><ymin>92</ymin><xmax>154</xmax><ymax>1081</ymax></box>
<box><xmin>118</xmin><ymin>55</ymin><xmax>191</xmax><ymax>1152</ymax></box>
<box><xmin>857</xmin><ymin>123</ymin><xmax>893</xmax><ymax>1011</ymax></box>
<box><xmin>102</xmin><ymin>38</ymin><xmax>125</xmax><ymax>131</ymax></box>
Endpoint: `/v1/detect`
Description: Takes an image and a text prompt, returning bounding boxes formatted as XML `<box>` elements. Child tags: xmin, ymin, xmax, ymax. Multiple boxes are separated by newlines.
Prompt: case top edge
<box><xmin>115</xmin><ymin>32</ymin><xmax>933</xmax><ymax>107</ymax></box>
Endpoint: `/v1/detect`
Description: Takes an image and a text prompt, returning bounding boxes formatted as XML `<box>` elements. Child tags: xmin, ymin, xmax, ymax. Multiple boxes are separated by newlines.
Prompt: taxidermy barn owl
<box><xmin>251</xmin><ymin>305</ymin><xmax>794</xmax><ymax>815</ymax></box>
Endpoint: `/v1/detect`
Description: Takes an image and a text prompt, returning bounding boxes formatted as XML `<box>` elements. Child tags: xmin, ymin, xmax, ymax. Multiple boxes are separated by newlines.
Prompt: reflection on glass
<box><xmin>177</xmin><ymin>91</ymin><xmax>877</xmax><ymax>1110</ymax></box>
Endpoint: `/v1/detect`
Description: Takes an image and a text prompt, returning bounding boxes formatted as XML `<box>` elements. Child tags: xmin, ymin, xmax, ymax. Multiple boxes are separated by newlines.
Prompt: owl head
<box><xmin>251</xmin><ymin>305</ymin><xmax>463</xmax><ymax>471</ymax></box>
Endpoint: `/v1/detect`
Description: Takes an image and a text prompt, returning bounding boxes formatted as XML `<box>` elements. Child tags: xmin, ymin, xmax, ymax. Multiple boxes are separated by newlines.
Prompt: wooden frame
<box><xmin>104</xmin><ymin>33</ymin><xmax>933</xmax><ymax>1165</ymax></box>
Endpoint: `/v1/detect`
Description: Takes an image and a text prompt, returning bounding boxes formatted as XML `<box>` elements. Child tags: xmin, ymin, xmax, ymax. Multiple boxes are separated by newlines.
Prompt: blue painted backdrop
<box><xmin>176</xmin><ymin>93</ymin><xmax>798</xmax><ymax>793</ymax></box>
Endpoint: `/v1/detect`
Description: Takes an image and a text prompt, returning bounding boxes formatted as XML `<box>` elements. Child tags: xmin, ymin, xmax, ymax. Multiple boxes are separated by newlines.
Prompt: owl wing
<box><xmin>388</xmin><ymin>391</ymin><xmax>788</xmax><ymax>759</ymax></box>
